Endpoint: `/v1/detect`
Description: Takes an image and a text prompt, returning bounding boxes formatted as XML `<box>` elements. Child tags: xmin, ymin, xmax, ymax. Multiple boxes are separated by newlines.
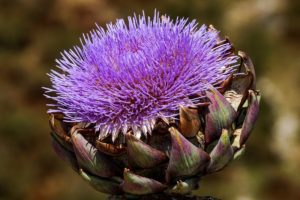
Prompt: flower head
<box><xmin>45</xmin><ymin>12</ymin><xmax>238</xmax><ymax>140</ymax></box>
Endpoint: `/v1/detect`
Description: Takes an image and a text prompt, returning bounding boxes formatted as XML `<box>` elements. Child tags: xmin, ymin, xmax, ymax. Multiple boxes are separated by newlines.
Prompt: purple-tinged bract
<box><xmin>45</xmin><ymin>12</ymin><xmax>238</xmax><ymax>140</ymax></box>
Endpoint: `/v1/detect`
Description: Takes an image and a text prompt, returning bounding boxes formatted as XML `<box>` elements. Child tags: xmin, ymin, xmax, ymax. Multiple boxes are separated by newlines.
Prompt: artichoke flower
<box><xmin>45</xmin><ymin>12</ymin><xmax>260</xmax><ymax>197</ymax></box>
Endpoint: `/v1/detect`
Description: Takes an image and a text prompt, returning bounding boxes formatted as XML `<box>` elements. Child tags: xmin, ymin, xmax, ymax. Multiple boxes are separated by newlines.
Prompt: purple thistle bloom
<box><xmin>45</xmin><ymin>11</ymin><xmax>239</xmax><ymax>141</ymax></box>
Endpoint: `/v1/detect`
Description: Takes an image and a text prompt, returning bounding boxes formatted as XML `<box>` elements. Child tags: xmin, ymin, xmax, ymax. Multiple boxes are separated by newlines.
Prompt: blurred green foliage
<box><xmin>0</xmin><ymin>0</ymin><xmax>299</xmax><ymax>199</ymax></box>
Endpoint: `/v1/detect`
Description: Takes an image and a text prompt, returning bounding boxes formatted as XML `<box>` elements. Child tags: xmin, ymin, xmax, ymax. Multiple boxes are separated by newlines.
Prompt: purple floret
<box><xmin>45</xmin><ymin>11</ymin><xmax>238</xmax><ymax>140</ymax></box>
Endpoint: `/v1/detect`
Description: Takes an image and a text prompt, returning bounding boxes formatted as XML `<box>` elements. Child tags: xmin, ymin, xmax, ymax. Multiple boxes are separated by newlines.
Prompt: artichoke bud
<box><xmin>46</xmin><ymin>11</ymin><xmax>260</xmax><ymax>197</ymax></box>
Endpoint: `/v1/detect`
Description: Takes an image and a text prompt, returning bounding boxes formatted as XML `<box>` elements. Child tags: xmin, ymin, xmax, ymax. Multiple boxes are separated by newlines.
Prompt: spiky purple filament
<box><xmin>45</xmin><ymin>12</ymin><xmax>238</xmax><ymax>140</ymax></box>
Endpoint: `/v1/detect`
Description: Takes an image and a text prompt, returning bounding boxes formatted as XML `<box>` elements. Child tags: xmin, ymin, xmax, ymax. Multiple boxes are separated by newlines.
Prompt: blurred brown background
<box><xmin>0</xmin><ymin>0</ymin><xmax>299</xmax><ymax>199</ymax></box>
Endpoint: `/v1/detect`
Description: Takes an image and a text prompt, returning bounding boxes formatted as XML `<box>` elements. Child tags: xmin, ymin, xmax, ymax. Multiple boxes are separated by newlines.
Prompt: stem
<box><xmin>108</xmin><ymin>194</ymin><xmax>220</xmax><ymax>200</ymax></box>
